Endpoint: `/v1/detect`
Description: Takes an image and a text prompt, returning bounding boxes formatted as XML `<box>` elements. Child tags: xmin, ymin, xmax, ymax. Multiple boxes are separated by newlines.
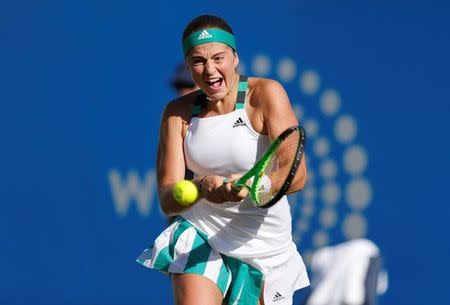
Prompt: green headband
<box><xmin>182</xmin><ymin>29</ymin><xmax>237</xmax><ymax>56</ymax></box>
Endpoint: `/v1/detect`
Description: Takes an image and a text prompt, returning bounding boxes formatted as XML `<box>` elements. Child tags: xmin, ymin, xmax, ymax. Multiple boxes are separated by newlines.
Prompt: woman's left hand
<box><xmin>199</xmin><ymin>174</ymin><xmax>248</xmax><ymax>203</ymax></box>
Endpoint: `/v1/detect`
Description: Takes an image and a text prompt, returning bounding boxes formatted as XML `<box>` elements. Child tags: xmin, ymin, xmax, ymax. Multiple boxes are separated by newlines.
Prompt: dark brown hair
<box><xmin>182</xmin><ymin>15</ymin><xmax>234</xmax><ymax>42</ymax></box>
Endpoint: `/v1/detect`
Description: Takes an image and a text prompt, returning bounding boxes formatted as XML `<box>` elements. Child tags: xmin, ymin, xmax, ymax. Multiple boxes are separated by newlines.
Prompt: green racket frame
<box><xmin>232</xmin><ymin>126</ymin><xmax>306</xmax><ymax>208</ymax></box>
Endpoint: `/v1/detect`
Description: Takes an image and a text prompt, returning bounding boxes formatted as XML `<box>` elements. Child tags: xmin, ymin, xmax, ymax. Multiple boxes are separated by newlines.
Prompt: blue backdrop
<box><xmin>1</xmin><ymin>1</ymin><xmax>450</xmax><ymax>304</ymax></box>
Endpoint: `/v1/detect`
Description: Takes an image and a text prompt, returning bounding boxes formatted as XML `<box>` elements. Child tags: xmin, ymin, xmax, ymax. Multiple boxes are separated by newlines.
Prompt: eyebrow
<box><xmin>190</xmin><ymin>51</ymin><xmax>227</xmax><ymax>60</ymax></box>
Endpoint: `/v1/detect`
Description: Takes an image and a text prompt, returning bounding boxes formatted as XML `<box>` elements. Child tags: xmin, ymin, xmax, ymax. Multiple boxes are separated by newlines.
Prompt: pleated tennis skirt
<box><xmin>137</xmin><ymin>217</ymin><xmax>308</xmax><ymax>305</ymax></box>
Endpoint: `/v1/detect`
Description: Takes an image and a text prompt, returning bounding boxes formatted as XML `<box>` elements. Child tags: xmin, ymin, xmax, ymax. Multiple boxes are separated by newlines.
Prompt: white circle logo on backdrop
<box><xmin>241</xmin><ymin>55</ymin><xmax>373</xmax><ymax>264</ymax></box>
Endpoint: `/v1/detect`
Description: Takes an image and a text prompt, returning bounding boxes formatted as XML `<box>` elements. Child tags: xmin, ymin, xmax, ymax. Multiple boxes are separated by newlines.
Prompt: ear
<box><xmin>233</xmin><ymin>51</ymin><xmax>239</xmax><ymax>69</ymax></box>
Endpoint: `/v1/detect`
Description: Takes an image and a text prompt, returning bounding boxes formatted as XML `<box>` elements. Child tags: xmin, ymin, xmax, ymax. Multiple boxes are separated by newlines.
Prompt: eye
<box><xmin>191</xmin><ymin>58</ymin><xmax>206</xmax><ymax>66</ymax></box>
<box><xmin>214</xmin><ymin>56</ymin><xmax>224</xmax><ymax>63</ymax></box>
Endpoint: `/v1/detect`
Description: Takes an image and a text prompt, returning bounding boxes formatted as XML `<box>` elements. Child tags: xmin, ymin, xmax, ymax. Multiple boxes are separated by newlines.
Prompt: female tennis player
<box><xmin>137</xmin><ymin>15</ymin><xmax>309</xmax><ymax>305</ymax></box>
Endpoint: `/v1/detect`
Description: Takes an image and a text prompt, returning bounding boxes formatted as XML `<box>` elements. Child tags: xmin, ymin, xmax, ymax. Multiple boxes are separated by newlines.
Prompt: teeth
<box><xmin>207</xmin><ymin>78</ymin><xmax>220</xmax><ymax>82</ymax></box>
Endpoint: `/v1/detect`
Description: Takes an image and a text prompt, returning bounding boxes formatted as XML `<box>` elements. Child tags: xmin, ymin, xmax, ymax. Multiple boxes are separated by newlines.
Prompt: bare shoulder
<box><xmin>247</xmin><ymin>77</ymin><xmax>288</xmax><ymax>107</ymax></box>
<box><xmin>248</xmin><ymin>77</ymin><xmax>284</xmax><ymax>92</ymax></box>
<box><xmin>246</xmin><ymin>77</ymin><xmax>297</xmax><ymax>138</ymax></box>
<box><xmin>161</xmin><ymin>90</ymin><xmax>200</xmax><ymax>124</ymax></box>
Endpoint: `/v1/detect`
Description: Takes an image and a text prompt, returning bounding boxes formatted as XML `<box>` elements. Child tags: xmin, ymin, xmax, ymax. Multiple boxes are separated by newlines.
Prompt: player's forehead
<box><xmin>188</xmin><ymin>42</ymin><xmax>232</xmax><ymax>58</ymax></box>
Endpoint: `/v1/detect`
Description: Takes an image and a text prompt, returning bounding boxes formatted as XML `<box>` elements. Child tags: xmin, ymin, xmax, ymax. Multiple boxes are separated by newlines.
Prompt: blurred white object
<box><xmin>305</xmin><ymin>239</ymin><xmax>387</xmax><ymax>305</ymax></box>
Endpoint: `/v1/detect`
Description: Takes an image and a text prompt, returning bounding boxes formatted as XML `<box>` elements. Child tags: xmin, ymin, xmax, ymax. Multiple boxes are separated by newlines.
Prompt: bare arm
<box><xmin>256</xmin><ymin>79</ymin><xmax>307</xmax><ymax>193</ymax></box>
<box><xmin>156</xmin><ymin>101</ymin><xmax>202</xmax><ymax>216</ymax></box>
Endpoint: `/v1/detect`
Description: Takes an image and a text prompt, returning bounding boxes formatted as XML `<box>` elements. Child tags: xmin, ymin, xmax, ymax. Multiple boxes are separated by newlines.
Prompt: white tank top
<box><xmin>182</xmin><ymin>76</ymin><xmax>296</xmax><ymax>270</ymax></box>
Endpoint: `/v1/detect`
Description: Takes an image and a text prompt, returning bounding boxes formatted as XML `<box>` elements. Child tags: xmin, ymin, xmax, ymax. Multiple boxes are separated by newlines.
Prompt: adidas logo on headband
<box><xmin>183</xmin><ymin>29</ymin><xmax>237</xmax><ymax>56</ymax></box>
<box><xmin>197</xmin><ymin>30</ymin><xmax>213</xmax><ymax>40</ymax></box>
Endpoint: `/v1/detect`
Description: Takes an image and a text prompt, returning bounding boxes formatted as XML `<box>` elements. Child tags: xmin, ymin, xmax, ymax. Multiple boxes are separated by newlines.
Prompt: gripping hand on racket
<box><xmin>197</xmin><ymin>174</ymin><xmax>248</xmax><ymax>204</ymax></box>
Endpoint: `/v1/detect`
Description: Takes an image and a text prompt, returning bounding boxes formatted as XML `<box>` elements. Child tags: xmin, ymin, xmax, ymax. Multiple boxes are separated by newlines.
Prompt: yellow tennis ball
<box><xmin>172</xmin><ymin>180</ymin><xmax>199</xmax><ymax>206</ymax></box>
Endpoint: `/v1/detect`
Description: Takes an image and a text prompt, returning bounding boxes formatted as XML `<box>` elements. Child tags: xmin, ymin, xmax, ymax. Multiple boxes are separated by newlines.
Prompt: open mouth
<box><xmin>205</xmin><ymin>77</ymin><xmax>223</xmax><ymax>90</ymax></box>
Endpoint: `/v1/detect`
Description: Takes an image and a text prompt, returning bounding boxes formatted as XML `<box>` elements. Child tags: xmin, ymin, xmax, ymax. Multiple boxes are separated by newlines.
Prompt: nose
<box><xmin>204</xmin><ymin>59</ymin><xmax>217</xmax><ymax>75</ymax></box>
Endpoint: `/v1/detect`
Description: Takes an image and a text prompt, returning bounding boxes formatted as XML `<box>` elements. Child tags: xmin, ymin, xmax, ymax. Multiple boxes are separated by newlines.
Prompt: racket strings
<box><xmin>256</xmin><ymin>131</ymin><xmax>300</xmax><ymax>204</ymax></box>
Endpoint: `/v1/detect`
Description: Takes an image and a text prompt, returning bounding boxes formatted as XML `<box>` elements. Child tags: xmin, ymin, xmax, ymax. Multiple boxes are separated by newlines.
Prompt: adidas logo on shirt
<box><xmin>272</xmin><ymin>291</ymin><xmax>285</xmax><ymax>302</ymax></box>
<box><xmin>232</xmin><ymin>117</ymin><xmax>247</xmax><ymax>128</ymax></box>
<box><xmin>197</xmin><ymin>30</ymin><xmax>213</xmax><ymax>40</ymax></box>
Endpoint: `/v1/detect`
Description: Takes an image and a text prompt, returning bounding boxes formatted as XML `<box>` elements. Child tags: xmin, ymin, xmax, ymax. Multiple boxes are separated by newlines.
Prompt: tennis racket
<box><xmin>228</xmin><ymin>126</ymin><xmax>306</xmax><ymax>208</ymax></box>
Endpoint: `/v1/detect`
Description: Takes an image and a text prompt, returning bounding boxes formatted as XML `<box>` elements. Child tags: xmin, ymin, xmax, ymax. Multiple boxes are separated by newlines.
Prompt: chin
<box><xmin>206</xmin><ymin>91</ymin><xmax>226</xmax><ymax>102</ymax></box>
